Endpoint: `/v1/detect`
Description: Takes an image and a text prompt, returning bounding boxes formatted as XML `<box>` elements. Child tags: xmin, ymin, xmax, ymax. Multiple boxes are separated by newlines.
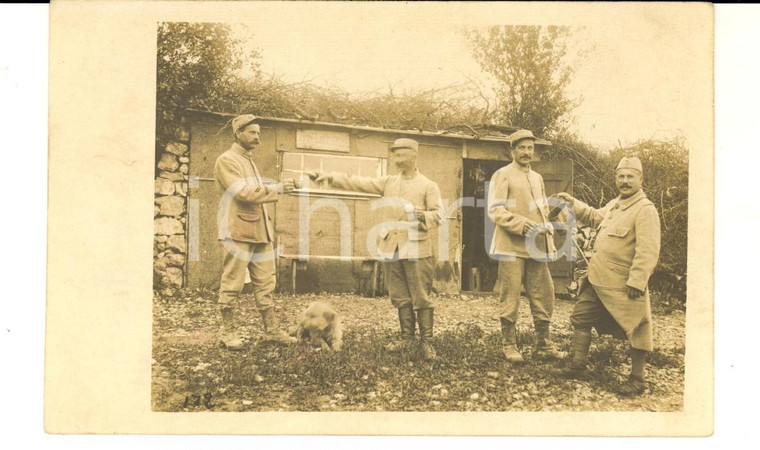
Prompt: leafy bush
<box><xmin>156</xmin><ymin>22</ymin><xmax>261</xmax><ymax>172</ymax></box>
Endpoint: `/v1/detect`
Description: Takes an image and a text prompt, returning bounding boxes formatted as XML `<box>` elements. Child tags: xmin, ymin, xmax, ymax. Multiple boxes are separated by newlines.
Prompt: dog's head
<box><xmin>302</xmin><ymin>302</ymin><xmax>339</xmax><ymax>331</ymax></box>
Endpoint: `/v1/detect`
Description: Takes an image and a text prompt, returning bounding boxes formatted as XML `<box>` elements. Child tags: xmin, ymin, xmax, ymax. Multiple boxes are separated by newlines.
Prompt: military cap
<box><xmin>509</xmin><ymin>129</ymin><xmax>536</xmax><ymax>145</ymax></box>
<box><xmin>389</xmin><ymin>138</ymin><xmax>419</xmax><ymax>152</ymax></box>
<box><xmin>616</xmin><ymin>156</ymin><xmax>643</xmax><ymax>174</ymax></box>
<box><xmin>232</xmin><ymin>114</ymin><xmax>258</xmax><ymax>134</ymax></box>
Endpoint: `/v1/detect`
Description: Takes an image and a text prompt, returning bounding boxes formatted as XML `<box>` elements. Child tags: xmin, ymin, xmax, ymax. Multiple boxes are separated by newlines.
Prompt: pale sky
<box><xmin>232</xmin><ymin>3</ymin><xmax>711</xmax><ymax>150</ymax></box>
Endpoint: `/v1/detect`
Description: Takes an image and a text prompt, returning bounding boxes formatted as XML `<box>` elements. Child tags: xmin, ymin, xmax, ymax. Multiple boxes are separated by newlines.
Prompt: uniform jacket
<box><xmin>573</xmin><ymin>189</ymin><xmax>661</xmax><ymax>350</ymax></box>
<box><xmin>214</xmin><ymin>142</ymin><xmax>277</xmax><ymax>243</ymax></box>
<box><xmin>331</xmin><ymin>169</ymin><xmax>445</xmax><ymax>260</ymax></box>
<box><xmin>487</xmin><ymin>162</ymin><xmax>556</xmax><ymax>260</ymax></box>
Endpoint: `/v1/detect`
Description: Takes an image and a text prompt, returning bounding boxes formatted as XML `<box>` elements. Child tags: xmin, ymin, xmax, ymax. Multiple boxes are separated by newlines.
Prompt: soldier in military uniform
<box><xmin>554</xmin><ymin>156</ymin><xmax>661</xmax><ymax>396</ymax></box>
<box><xmin>214</xmin><ymin>114</ymin><xmax>297</xmax><ymax>350</ymax></box>
<box><xmin>487</xmin><ymin>129</ymin><xmax>566</xmax><ymax>363</ymax></box>
<box><xmin>307</xmin><ymin>138</ymin><xmax>445</xmax><ymax>360</ymax></box>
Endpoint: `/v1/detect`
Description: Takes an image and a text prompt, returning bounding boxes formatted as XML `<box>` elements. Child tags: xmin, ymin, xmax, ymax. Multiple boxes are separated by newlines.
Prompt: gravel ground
<box><xmin>152</xmin><ymin>290</ymin><xmax>685</xmax><ymax>412</ymax></box>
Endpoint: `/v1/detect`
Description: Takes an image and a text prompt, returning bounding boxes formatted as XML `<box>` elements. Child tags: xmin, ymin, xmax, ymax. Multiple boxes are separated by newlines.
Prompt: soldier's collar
<box><xmin>231</xmin><ymin>142</ymin><xmax>253</xmax><ymax>157</ymax></box>
<box><xmin>508</xmin><ymin>161</ymin><xmax>532</xmax><ymax>173</ymax></box>
<box><xmin>616</xmin><ymin>189</ymin><xmax>646</xmax><ymax>210</ymax></box>
<box><xmin>400</xmin><ymin>168</ymin><xmax>419</xmax><ymax>180</ymax></box>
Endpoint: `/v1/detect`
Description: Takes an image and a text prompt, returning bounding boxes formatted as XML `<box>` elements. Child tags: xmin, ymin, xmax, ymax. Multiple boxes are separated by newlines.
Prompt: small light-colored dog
<box><xmin>290</xmin><ymin>302</ymin><xmax>343</xmax><ymax>351</ymax></box>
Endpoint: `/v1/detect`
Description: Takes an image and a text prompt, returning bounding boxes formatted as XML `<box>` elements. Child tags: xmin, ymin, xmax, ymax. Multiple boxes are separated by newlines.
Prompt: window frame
<box><xmin>279</xmin><ymin>151</ymin><xmax>387</xmax><ymax>199</ymax></box>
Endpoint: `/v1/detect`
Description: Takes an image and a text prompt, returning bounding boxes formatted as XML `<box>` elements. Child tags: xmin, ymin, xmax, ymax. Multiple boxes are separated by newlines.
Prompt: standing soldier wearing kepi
<box><xmin>214</xmin><ymin>114</ymin><xmax>297</xmax><ymax>350</ymax></box>
<box><xmin>554</xmin><ymin>156</ymin><xmax>661</xmax><ymax>396</ymax></box>
<box><xmin>307</xmin><ymin>138</ymin><xmax>445</xmax><ymax>360</ymax></box>
<box><xmin>487</xmin><ymin>129</ymin><xmax>566</xmax><ymax>363</ymax></box>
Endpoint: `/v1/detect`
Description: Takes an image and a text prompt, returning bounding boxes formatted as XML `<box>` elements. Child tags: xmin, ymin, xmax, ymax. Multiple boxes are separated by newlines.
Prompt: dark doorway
<box><xmin>461</xmin><ymin>159</ymin><xmax>505</xmax><ymax>292</ymax></box>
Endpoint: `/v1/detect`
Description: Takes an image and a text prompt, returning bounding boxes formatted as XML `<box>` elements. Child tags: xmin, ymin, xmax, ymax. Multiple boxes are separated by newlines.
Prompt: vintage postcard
<box><xmin>46</xmin><ymin>1</ymin><xmax>713</xmax><ymax>435</ymax></box>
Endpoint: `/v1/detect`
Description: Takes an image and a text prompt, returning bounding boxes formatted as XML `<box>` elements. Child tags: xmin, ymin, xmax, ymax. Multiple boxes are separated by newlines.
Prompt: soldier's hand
<box><xmin>305</xmin><ymin>171</ymin><xmax>331</xmax><ymax>184</ymax></box>
<box><xmin>534</xmin><ymin>223</ymin><xmax>552</xmax><ymax>235</ymax></box>
<box><xmin>627</xmin><ymin>286</ymin><xmax>644</xmax><ymax>299</ymax></box>
<box><xmin>414</xmin><ymin>211</ymin><xmax>426</xmax><ymax>223</ymax></box>
<box><xmin>556</xmin><ymin>192</ymin><xmax>575</xmax><ymax>205</ymax></box>
<box><xmin>280</xmin><ymin>178</ymin><xmax>296</xmax><ymax>193</ymax></box>
<box><xmin>523</xmin><ymin>221</ymin><xmax>539</xmax><ymax>235</ymax></box>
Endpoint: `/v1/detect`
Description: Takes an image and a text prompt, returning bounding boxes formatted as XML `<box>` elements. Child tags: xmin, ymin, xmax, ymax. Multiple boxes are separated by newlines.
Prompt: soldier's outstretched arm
<box><xmin>307</xmin><ymin>170</ymin><xmax>388</xmax><ymax>195</ymax></box>
<box><xmin>559</xmin><ymin>192</ymin><xmax>606</xmax><ymax>229</ymax></box>
<box><xmin>305</xmin><ymin>171</ymin><xmax>332</xmax><ymax>185</ymax></box>
<box><xmin>215</xmin><ymin>157</ymin><xmax>280</xmax><ymax>204</ymax></box>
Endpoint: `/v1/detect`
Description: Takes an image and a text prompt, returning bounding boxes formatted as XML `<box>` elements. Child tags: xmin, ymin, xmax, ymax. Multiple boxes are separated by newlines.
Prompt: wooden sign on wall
<box><xmin>296</xmin><ymin>129</ymin><xmax>350</xmax><ymax>153</ymax></box>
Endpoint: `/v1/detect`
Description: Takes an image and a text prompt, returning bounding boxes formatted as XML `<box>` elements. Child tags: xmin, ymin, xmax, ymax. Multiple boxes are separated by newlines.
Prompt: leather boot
<box><xmin>533</xmin><ymin>320</ymin><xmax>568</xmax><ymax>360</ymax></box>
<box><xmin>552</xmin><ymin>328</ymin><xmax>592</xmax><ymax>380</ymax></box>
<box><xmin>417</xmin><ymin>308</ymin><xmax>437</xmax><ymax>360</ymax></box>
<box><xmin>617</xmin><ymin>374</ymin><xmax>646</xmax><ymax>396</ymax></box>
<box><xmin>386</xmin><ymin>306</ymin><xmax>415</xmax><ymax>352</ymax></box>
<box><xmin>500</xmin><ymin>318</ymin><xmax>524</xmax><ymax>363</ymax></box>
<box><xmin>260</xmin><ymin>307</ymin><xmax>296</xmax><ymax>345</ymax></box>
<box><xmin>218</xmin><ymin>307</ymin><xmax>244</xmax><ymax>351</ymax></box>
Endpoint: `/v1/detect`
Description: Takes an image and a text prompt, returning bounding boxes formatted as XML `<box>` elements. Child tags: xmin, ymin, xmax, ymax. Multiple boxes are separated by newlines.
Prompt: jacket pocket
<box><xmin>588</xmin><ymin>257</ymin><xmax>629</xmax><ymax>291</ymax></box>
<box><xmin>607</xmin><ymin>227</ymin><xmax>630</xmax><ymax>238</ymax></box>
<box><xmin>605</xmin><ymin>257</ymin><xmax>631</xmax><ymax>283</ymax></box>
<box><xmin>229</xmin><ymin>211</ymin><xmax>263</xmax><ymax>241</ymax></box>
<box><xmin>607</xmin><ymin>258</ymin><xmax>631</xmax><ymax>270</ymax></box>
<box><xmin>408</xmin><ymin>232</ymin><xmax>429</xmax><ymax>241</ymax></box>
<box><xmin>236</xmin><ymin>212</ymin><xmax>261</xmax><ymax>222</ymax></box>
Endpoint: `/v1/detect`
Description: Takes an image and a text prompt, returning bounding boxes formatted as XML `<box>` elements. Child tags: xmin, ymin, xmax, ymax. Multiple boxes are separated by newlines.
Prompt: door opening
<box><xmin>461</xmin><ymin>159</ymin><xmax>505</xmax><ymax>292</ymax></box>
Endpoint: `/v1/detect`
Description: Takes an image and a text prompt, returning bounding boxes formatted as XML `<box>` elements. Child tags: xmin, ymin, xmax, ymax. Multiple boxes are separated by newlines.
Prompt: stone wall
<box><xmin>153</xmin><ymin>123</ymin><xmax>190</xmax><ymax>296</ymax></box>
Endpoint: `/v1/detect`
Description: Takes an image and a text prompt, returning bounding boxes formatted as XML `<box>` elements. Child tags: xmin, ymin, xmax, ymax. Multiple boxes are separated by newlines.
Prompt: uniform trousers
<box><xmin>218</xmin><ymin>240</ymin><xmax>276</xmax><ymax>312</ymax></box>
<box><xmin>384</xmin><ymin>256</ymin><xmax>435</xmax><ymax>310</ymax></box>
<box><xmin>498</xmin><ymin>258</ymin><xmax>554</xmax><ymax>323</ymax></box>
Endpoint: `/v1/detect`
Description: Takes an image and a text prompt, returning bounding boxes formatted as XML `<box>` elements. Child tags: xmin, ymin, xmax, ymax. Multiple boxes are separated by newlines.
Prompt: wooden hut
<box><xmin>170</xmin><ymin>110</ymin><xmax>574</xmax><ymax>295</ymax></box>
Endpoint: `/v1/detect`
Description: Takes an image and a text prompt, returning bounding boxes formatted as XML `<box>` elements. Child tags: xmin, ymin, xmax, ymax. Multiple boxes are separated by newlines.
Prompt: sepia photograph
<box><xmin>45</xmin><ymin>0</ymin><xmax>713</xmax><ymax>436</ymax></box>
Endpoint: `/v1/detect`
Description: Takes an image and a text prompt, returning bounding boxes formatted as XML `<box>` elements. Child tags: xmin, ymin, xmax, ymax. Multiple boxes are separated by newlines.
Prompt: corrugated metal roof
<box><xmin>182</xmin><ymin>108</ymin><xmax>552</xmax><ymax>147</ymax></box>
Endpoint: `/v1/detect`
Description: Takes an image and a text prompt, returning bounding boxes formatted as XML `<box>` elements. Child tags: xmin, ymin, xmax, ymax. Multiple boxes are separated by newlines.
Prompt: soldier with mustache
<box><xmin>487</xmin><ymin>129</ymin><xmax>566</xmax><ymax>363</ymax></box>
<box><xmin>214</xmin><ymin>115</ymin><xmax>297</xmax><ymax>350</ymax></box>
<box><xmin>554</xmin><ymin>156</ymin><xmax>661</xmax><ymax>396</ymax></box>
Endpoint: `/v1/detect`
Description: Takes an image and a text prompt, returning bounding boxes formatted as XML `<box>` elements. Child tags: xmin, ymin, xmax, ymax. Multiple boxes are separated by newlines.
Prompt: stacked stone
<box><xmin>154</xmin><ymin>124</ymin><xmax>191</xmax><ymax>296</ymax></box>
